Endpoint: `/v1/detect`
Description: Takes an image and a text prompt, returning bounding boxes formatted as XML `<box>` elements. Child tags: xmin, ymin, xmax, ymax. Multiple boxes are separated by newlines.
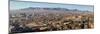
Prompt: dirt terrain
<box><xmin>9</xmin><ymin>7</ymin><xmax>94</xmax><ymax>33</ymax></box>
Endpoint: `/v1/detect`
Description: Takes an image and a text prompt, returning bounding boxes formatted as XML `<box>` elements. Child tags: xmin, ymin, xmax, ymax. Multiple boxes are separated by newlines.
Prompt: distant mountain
<box><xmin>9</xmin><ymin>7</ymin><xmax>93</xmax><ymax>15</ymax></box>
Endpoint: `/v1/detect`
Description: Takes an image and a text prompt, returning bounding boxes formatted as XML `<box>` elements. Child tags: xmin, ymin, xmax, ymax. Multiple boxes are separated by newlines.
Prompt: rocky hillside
<box><xmin>9</xmin><ymin>7</ymin><xmax>94</xmax><ymax>33</ymax></box>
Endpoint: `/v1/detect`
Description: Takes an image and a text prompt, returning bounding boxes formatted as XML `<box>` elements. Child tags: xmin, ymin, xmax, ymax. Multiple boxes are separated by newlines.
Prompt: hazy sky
<box><xmin>11</xmin><ymin>0</ymin><xmax>94</xmax><ymax>5</ymax></box>
<box><xmin>10</xmin><ymin>1</ymin><xmax>94</xmax><ymax>11</ymax></box>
